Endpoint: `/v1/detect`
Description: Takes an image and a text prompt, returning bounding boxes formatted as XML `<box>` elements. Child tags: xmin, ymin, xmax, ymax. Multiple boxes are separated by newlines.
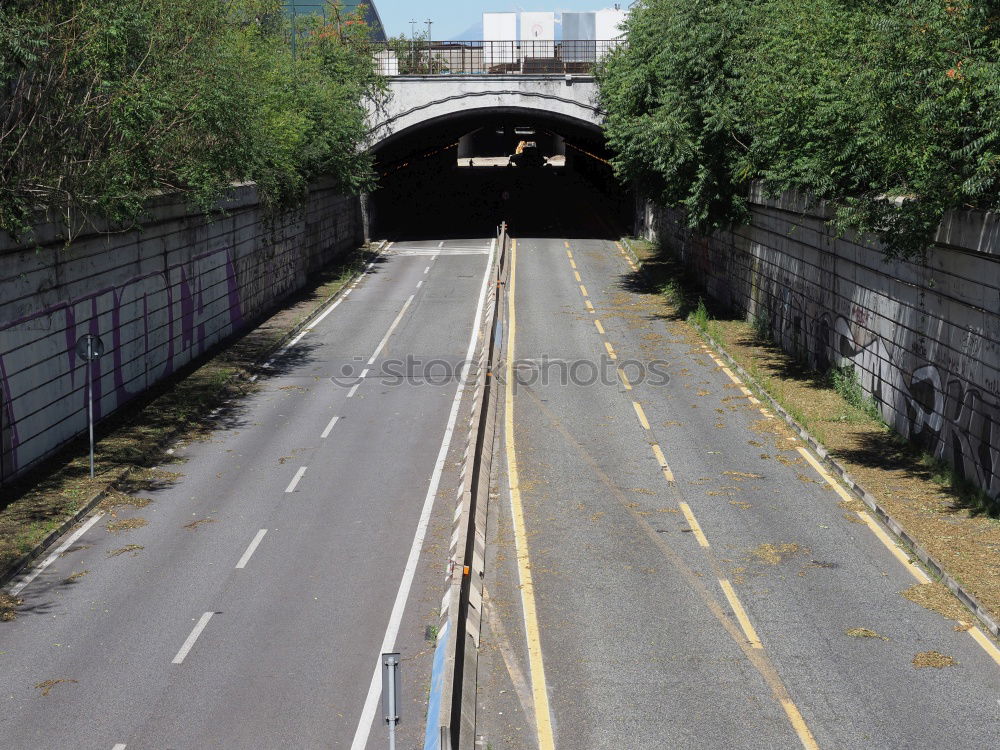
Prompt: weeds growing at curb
<box><xmin>827</xmin><ymin>365</ymin><xmax>885</xmax><ymax>424</ymax></box>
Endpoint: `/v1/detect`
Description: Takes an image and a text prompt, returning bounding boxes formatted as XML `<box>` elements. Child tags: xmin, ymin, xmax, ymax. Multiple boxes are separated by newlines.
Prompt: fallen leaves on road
<box><xmin>751</xmin><ymin>543</ymin><xmax>802</xmax><ymax>565</ymax></box>
<box><xmin>63</xmin><ymin>570</ymin><xmax>89</xmax><ymax>583</ymax></box>
<box><xmin>846</xmin><ymin>627</ymin><xmax>888</xmax><ymax>640</ymax></box>
<box><xmin>912</xmin><ymin>651</ymin><xmax>956</xmax><ymax>669</ymax></box>
<box><xmin>184</xmin><ymin>518</ymin><xmax>217</xmax><ymax>531</ymax></box>
<box><xmin>1</xmin><ymin>593</ymin><xmax>23</xmax><ymax>621</ymax></box>
<box><xmin>99</xmin><ymin>491</ymin><xmax>151</xmax><ymax>511</ymax></box>
<box><xmin>901</xmin><ymin>582</ymin><xmax>971</xmax><ymax>626</ymax></box>
<box><xmin>724</xmin><ymin>471</ymin><xmax>764</xmax><ymax>481</ymax></box>
<box><xmin>35</xmin><ymin>678</ymin><xmax>78</xmax><ymax>696</ymax></box>
<box><xmin>107</xmin><ymin>544</ymin><xmax>144</xmax><ymax>558</ymax></box>
<box><xmin>106</xmin><ymin>518</ymin><xmax>148</xmax><ymax>533</ymax></box>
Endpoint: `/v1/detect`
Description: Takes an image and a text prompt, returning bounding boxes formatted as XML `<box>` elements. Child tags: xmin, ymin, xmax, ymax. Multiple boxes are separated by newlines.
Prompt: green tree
<box><xmin>0</xmin><ymin>0</ymin><xmax>384</xmax><ymax>241</ymax></box>
<box><xmin>600</xmin><ymin>0</ymin><xmax>1000</xmax><ymax>258</ymax></box>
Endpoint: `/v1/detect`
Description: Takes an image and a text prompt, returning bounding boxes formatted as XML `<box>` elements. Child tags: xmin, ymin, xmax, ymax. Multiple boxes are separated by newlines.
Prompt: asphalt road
<box><xmin>476</xmin><ymin>229</ymin><xmax>1000</xmax><ymax>749</ymax></box>
<box><xmin>0</xmin><ymin>237</ymin><xmax>495</xmax><ymax>749</ymax></box>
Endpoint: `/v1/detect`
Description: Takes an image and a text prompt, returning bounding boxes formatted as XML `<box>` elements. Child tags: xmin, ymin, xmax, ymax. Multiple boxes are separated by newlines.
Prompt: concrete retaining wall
<box><xmin>639</xmin><ymin>185</ymin><xmax>1000</xmax><ymax>500</ymax></box>
<box><xmin>0</xmin><ymin>184</ymin><xmax>362</xmax><ymax>484</ymax></box>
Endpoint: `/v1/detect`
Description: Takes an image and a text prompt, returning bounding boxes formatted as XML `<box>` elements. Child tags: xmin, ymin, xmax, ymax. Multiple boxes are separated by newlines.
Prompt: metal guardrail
<box><xmin>424</xmin><ymin>223</ymin><xmax>509</xmax><ymax>750</ymax></box>
<box><xmin>374</xmin><ymin>40</ymin><xmax>624</xmax><ymax>76</ymax></box>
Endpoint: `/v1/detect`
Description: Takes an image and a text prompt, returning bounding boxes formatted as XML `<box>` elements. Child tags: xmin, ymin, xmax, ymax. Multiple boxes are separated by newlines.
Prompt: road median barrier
<box><xmin>424</xmin><ymin>226</ymin><xmax>508</xmax><ymax>750</ymax></box>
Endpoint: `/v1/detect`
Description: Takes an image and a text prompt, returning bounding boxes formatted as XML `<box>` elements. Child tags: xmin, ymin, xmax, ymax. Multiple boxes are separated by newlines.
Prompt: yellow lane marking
<box><xmin>632</xmin><ymin>401</ymin><xmax>651</xmax><ymax>430</ymax></box>
<box><xmin>719</xmin><ymin>579</ymin><xmax>763</xmax><ymax>649</ymax></box>
<box><xmin>579</xmin><ymin>284</ymin><xmax>589</xmax><ymax>297</ymax></box>
<box><xmin>574</xmin><ymin>271</ymin><xmax>582</xmax><ymax>282</ymax></box>
<box><xmin>566</xmin><ymin>250</ymin><xmax>573</xmax><ymax>259</ymax></box>
<box><xmin>855</xmin><ymin>510</ymin><xmax>932</xmax><ymax>583</ymax></box>
<box><xmin>781</xmin><ymin>699</ymin><xmax>821</xmax><ymax>750</ymax></box>
<box><xmin>594</xmin><ymin>320</ymin><xmax>606</xmax><ymax>335</ymax></box>
<box><xmin>721</xmin><ymin>366</ymin><xmax>740</xmax><ymax>385</ymax></box>
<box><xmin>604</xmin><ymin>341</ymin><xmax>617</xmax><ymax>360</ymax></box>
<box><xmin>651</xmin><ymin>443</ymin><xmax>669</xmax><ymax>468</ymax></box>
<box><xmin>968</xmin><ymin>626</ymin><xmax>1000</xmax><ymax>667</ymax></box>
<box><xmin>650</xmin><ymin>444</ymin><xmax>675</xmax><ymax>482</ymax></box>
<box><xmin>584</xmin><ymin>300</ymin><xmax>595</xmax><ymax>313</ymax></box>
<box><xmin>615</xmin><ymin>241</ymin><xmax>625</xmax><ymax>254</ymax></box>
<box><xmin>799</xmin><ymin>420</ymin><xmax>1000</xmax><ymax>668</ymax></box>
<box><xmin>797</xmin><ymin>447</ymin><xmax>929</xmax><ymax>583</ymax></box>
<box><xmin>679</xmin><ymin>502</ymin><xmax>710</xmax><ymax>548</ymax></box>
<box><xmin>618</xmin><ymin>369</ymin><xmax>633</xmax><ymax>391</ymax></box>
<box><xmin>564</xmin><ymin>241</ymin><xmax>570</xmax><ymax>249</ymax></box>
<box><xmin>569</xmin><ymin>259</ymin><xmax>577</xmax><ymax>269</ymax></box>
<box><xmin>503</xmin><ymin>238</ymin><xmax>557</xmax><ymax>750</ymax></box>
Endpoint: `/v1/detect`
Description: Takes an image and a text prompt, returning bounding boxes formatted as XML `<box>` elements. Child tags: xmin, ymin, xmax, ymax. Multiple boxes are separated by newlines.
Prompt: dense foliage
<box><xmin>599</xmin><ymin>1</ymin><xmax>1000</xmax><ymax>257</ymax></box>
<box><xmin>0</xmin><ymin>1</ymin><xmax>385</xmax><ymax>240</ymax></box>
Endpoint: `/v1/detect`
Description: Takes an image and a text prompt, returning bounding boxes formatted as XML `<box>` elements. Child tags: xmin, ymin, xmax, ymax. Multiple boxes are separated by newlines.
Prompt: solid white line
<box><xmin>367</xmin><ymin>296</ymin><xmax>414</xmax><ymax>366</ymax></box>
<box><xmin>321</xmin><ymin>415</ymin><xmax>340</xmax><ymax>439</ymax></box>
<box><xmin>347</xmin><ymin>369</ymin><xmax>369</xmax><ymax>398</ymax></box>
<box><xmin>112</xmin><ymin>745</ymin><xmax>127</xmax><ymax>750</ymax></box>
<box><xmin>284</xmin><ymin>466</ymin><xmax>307</xmax><ymax>494</ymax></box>
<box><xmin>235</xmin><ymin>530</ymin><xmax>268</xmax><ymax>569</ymax></box>
<box><xmin>172</xmin><ymin>612</ymin><xmax>214</xmax><ymax>664</ymax></box>
<box><xmin>9</xmin><ymin>513</ymin><xmax>105</xmax><ymax>596</ymax></box>
<box><xmin>349</xmin><ymin>236</ymin><xmax>497</xmax><ymax>750</ymax></box>
<box><xmin>417</xmin><ymin>280</ymin><xmax>423</xmax><ymax>288</ymax></box>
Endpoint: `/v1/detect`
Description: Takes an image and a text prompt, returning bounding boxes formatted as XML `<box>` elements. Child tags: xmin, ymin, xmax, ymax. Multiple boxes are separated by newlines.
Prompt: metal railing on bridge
<box><xmin>373</xmin><ymin>40</ymin><xmax>624</xmax><ymax>76</ymax></box>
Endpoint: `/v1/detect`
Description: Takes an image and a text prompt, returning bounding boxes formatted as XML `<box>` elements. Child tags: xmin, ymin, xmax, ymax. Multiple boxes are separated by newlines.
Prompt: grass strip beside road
<box><xmin>0</xmin><ymin>244</ymin><xmax>378</xmax><ymax>588</ymax></box>
<box><xmin>624</xmin><ymin>237</ymin><xmax>1000</xmax><ymax>633</ymax></box>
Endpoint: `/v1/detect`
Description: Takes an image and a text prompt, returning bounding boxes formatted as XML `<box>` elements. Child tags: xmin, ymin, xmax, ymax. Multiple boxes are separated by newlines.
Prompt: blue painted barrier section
<box><xmin>423</xmin><ymin>619</ymin><xmax>451</xmax><ymax>750</ymax></box>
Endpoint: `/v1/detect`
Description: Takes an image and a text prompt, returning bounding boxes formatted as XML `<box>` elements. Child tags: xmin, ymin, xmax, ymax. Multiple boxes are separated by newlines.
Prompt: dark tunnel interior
<box><xmin>369</xmin><ymin>109</ymin><xmax>631</xmax><ymax>240</ymax></box>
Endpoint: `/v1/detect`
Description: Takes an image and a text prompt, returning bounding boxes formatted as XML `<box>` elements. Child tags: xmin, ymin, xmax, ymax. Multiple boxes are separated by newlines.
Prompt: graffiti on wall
<box><xmin>754</xmin><ymin>272</ymin><xmax>1000</xmax><ymax>501</ymax></box>
<box><xmin>0</xmin><ymin>247</ymin><xmax>243</xmax><ymax>479</ymax></box>
<box><xmin>647</xmin><ymin>198</ymin><xmax>1000</xmax><ymax>501</ymax></box>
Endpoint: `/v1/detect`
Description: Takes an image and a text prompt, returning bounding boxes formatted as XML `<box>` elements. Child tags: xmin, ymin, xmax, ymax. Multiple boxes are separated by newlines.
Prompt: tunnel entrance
<box><xmin>369</xmin><ymin>110</ymin><xmax>630</xmax><ymax>240</ymax></box>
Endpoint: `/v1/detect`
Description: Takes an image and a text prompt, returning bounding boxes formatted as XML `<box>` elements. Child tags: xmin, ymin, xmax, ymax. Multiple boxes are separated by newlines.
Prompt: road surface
<box><xmin>475</xmin><ymin>229</ymin><xmax>1000</xmax><ymax>749</ymax></box>
<box><xmin>0</xmin><ymin>237</ymin><xmax>496</xmax><ymax>749</ymax></box>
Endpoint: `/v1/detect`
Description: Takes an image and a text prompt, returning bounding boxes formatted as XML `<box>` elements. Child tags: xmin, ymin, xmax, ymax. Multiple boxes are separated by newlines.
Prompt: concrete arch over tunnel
<box><xmin>368</xmin><ymin>75</ymin><xmax>603</xmax><ymax>151</ymax></box>
<box><xmin>366</xmin><ymin>77</ymin><xmax>629</xmax><ymax>240</ymax></box>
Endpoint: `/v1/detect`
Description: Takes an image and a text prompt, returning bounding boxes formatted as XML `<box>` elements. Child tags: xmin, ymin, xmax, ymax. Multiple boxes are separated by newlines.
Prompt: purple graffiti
<box><xmin>0</xmin><ymin>247</ymin><xmax>243</xmax><ymax>481</ymax></box>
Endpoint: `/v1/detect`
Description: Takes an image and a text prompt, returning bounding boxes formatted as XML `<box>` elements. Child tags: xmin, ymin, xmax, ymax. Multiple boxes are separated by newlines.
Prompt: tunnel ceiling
<box><xmin>371</xmin><ymin>107</ymin><xmax>610</xmax><ymax>170</ymax></box>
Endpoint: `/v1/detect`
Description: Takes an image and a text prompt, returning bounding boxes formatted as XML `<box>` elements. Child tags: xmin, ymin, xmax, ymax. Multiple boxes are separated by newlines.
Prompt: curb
<box><xmin>620</xmin><ymin>236</ymin><xmax>1000</xmax><ymax>641</ymax></box>
<box><xmin>1</xmin><ymin>240</ymin><xmax>387</xmax><ymax>595</ymax></box>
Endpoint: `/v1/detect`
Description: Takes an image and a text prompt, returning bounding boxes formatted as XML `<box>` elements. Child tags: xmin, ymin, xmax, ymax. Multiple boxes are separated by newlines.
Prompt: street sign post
<box><xmin>382</xmin><ymin>652</ymin><xmax>402</xmax><ymax>750</ymax></box>
<box><xmin>75</xmin><ymin>334</ymin><xmax>105</xmax><ymax>479</ymax></box>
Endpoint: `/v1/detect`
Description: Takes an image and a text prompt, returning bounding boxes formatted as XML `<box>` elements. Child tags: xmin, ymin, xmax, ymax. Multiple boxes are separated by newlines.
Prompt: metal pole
<box><xmin>426</xmin><ymin>20</ymin><xmax>432</xmax><ymax>73</ymax></box>
<box><xmin>409</xmin><ymin>20</ymin><xmax>417</xmax><ymax>72</ymax></box>
<box><xmin>86</xmin><ymin>341</ymin><xmax>94</xmax><ymax>479</ymax></box>
<box><xmin>387</xmin><ymin>657</ymin><xmax>397</xmax><ymax>750</ymax></box>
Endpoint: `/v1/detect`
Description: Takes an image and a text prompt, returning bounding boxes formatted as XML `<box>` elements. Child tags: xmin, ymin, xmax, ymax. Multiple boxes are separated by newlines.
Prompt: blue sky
<box><xmin>373</xmin><ymin>2</ymin><xmax>622</xmax><ymax>40</ymax></box>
